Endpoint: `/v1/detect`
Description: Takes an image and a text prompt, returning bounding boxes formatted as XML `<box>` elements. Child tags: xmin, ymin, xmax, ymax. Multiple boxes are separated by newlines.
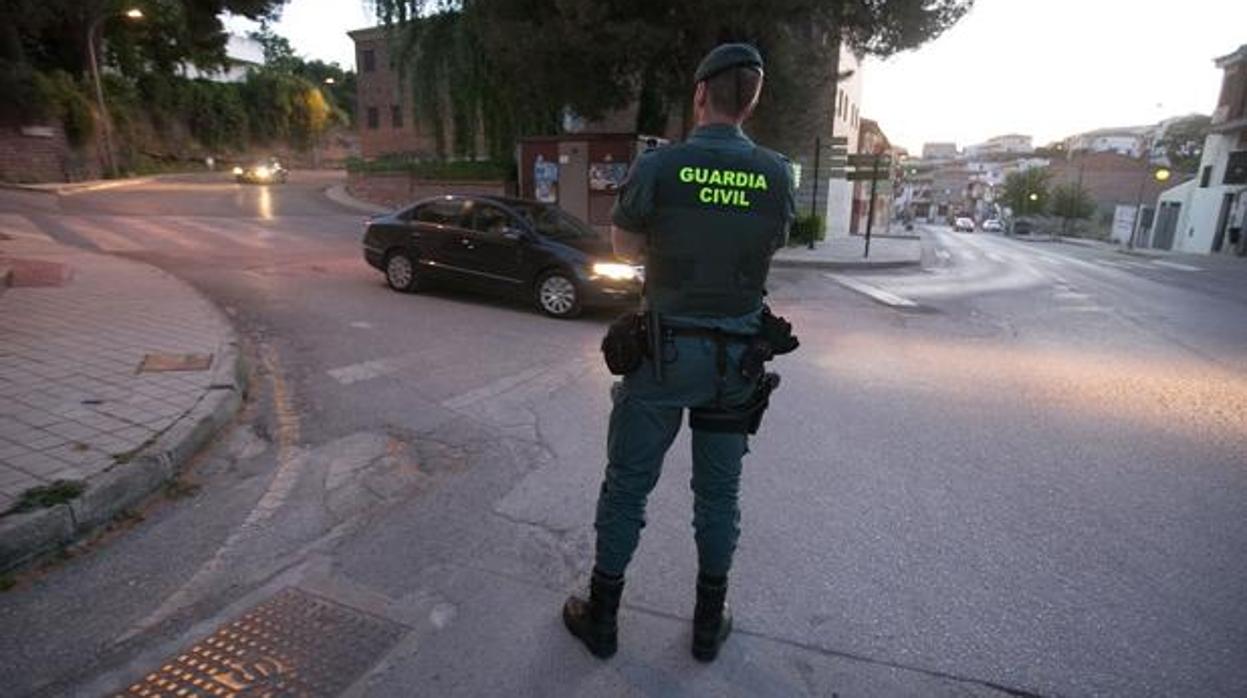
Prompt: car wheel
<box><xmin>385</xmin><ymin>250</ymin><xmax>420</xmax><ymax>293</ymax></box>
<box><xmin>535</xmin><ymin>270</ymin><xmax>581</xmax><ymax>318</ymax></box>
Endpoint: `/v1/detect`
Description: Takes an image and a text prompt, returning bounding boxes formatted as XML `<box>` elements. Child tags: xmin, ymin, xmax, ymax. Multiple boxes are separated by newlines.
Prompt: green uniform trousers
<box><xmin>593</xmin><ymin>316</ymin><xmax>759</xmax><ymax>579</ymax></box>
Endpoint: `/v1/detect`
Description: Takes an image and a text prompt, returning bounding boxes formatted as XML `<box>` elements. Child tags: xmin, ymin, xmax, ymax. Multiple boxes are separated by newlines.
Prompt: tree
<box><xmin>1155</xmin><ymin>114</ymin><xmax>1210</xmax><ymax>173</ymax></box>
<box><xmin>1001</xmin><ymin>168</ymin><xmax>1051</xmax><ymax>217</ymax></box>
<box><xmin>371</xmin><ymin>0</ymin><xmax>975</xmax><ymax>160</ymax></box>
<box><xmin>0</xmin><ymin>0</ymin><xmax>287</xmax><ymax>78</ymax></box>
<box><xmin>1050</xmin><ymin>182</ymin><xmax>1095</xmax><ymax>221</ymax></box>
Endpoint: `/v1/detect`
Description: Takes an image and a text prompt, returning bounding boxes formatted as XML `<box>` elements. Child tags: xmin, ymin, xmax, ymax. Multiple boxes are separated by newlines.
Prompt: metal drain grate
<box><xmin>117</xmin><ymin>587</ymin><xmax>406</xmax><ymax>697</ymax></box>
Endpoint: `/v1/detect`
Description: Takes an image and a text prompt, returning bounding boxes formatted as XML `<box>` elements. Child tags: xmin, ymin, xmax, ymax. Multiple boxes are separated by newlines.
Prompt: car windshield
<box><xmin>508</xmin><ymin>202</ymin><xmax>599</xmax><ymax>241</ymax></box>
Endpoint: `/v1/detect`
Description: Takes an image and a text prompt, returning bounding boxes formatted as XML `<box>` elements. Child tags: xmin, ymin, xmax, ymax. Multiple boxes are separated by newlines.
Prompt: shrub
<box><xmin>33</xmin><ymin>71</ymin><xmax>96</xmax><ymax>147</ymax></box>
<box><xmin>788</xmin><ymin>214</ymin><xmax>825</xmax><ymax>246</ymax></box>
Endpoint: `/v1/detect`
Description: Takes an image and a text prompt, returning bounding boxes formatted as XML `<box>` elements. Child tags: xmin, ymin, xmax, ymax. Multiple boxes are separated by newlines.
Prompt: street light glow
<box><xmin>1154</xmin><ymin>168</ymin><xmax>1171</xmax><ymax>182</ymax></box>
<box><xmin>1029</xmin><ymin>192</ymin><xmax>1039</xmax><ymax>201</ymax></box>
<box><xmin>323</xmin><ymin>77</ymin><xmax>336</xmax><ymax>85</ymax></box>
<box><xmin>124</xmin><ymin>8</ymin><xmax>143</xmax><ymax>19</ymax></box>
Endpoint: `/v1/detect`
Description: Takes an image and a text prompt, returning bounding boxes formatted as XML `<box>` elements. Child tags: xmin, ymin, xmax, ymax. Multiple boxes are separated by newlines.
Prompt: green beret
<box><xmin>693</xmin><ymin>43</ymin><xmax>764</xmax><ymax>83</ymax></box>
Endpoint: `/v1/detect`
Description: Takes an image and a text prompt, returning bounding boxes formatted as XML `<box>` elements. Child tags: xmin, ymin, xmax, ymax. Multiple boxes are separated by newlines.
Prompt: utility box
<box><xmin>517</xmin><ymin>134</ymin><xmax>666</xmax><ymax>232</ymax></box>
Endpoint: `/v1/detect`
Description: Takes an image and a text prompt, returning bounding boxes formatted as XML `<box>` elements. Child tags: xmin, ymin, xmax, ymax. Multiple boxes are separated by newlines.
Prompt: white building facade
<box><xmin>824</xmin><ymin>46</ymin><xmax>863</xmax><ymax>238</ymax></box>
<box><xmin>1146</xmin><ymin>45</ymin><xmax>1247</xmax><ymax>255</ymax></box>
<box><xmin>179</xmin><ymin>34</ymin><xmax>265</xmax><ymax>83</ymax></box>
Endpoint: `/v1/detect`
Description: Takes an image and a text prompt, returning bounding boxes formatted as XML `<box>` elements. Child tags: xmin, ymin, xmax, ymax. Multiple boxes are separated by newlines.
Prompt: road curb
<box><xmin>771</xmin><ymin>257</ymin><xmax>920</xmax><ymax>271</ymax></box>
<box><xmin>0</xmin><ymin>177</ymin><xmax>154</xmax><ymax>196</ymax></box>
<box><xmin>324</xmin><ymin>183</ymin><xmax>389</xmax><ymax>214</ymax></box>
<box><xmin>0</xmin><ymin>317</ymin><xmax>247</xmax><ymax>573</ymax></box>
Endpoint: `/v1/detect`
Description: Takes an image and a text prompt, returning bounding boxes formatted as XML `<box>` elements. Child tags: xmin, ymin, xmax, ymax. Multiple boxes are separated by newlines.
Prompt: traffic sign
<box><xmin>846</xmin><ymin>154</ymin><xmax>891</xmax><ymax>167</ymax></box>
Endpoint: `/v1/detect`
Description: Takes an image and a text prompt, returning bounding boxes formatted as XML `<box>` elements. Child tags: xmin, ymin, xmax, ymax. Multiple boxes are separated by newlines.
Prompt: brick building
<box><xmin>850</xmin><ymin>118</ymin><xmax>893</xmax><ymax>234</ymax></box>
<box><xmin>347</xmin><ymin>26</ymin><xmax>443</xmax><ymax>159</ymax></box>
<box><xmin>1048</xmin><ymin>152</ymin><xmax>1178</xmax><ymax>223</ymax></box>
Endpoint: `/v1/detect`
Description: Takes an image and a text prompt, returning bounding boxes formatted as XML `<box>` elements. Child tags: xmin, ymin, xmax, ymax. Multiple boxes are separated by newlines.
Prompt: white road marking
<box><xmin>349</xmin><ymin>321</ymin><xmax>374</xmax><ymax>329</ymax></box>
<box><xmin>1064</xmin><ymin>306</ymin><xmax>1110</xmax><ymax>313</ymax></box>
<box><xmin>0</xmin><ymin>214</ymin><xmax>53</xmax><ymax>241</ymax></box>
<box><xmin>1151</xmin><ymin>260</ymin><xmax>1202</xmax><ymax>272</ymax></box>
<box><xmin>825</xmin><ymin>274</ymin><xmax>919</xmax><ymax>308</ymax></box>
<box><xmin>985</xmin><ymin>252</ymin><xmax>1005</xmax><ymax>263</ymax></box>
<box><xmin>935</xmin><ymin>249</ymin><xmax>952</xmax><ymax>262</ymax></box>
<box><xmin>57</xmin><ymin>217</ymin><xmax>146</xmax><ymax>252</ymax></box>
<box><xmin>1054</xmin><ymin>291</ymin><xmax>1091</xmax><ymax>301</ymax></box>
<box><xmin>327</xmin><ymin>357</ymin><xmax>403</xmax><ymax>385</ymax></box>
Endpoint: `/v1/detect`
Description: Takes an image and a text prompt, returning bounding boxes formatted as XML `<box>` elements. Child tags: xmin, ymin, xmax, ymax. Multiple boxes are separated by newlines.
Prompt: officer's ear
<box><xmin>693</xmin><ymin>81</ymin><xmax>709</xmax><ymax>110</ymax></box>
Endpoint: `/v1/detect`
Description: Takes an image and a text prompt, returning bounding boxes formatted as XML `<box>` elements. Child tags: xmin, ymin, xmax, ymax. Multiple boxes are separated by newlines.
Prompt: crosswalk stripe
<box><xmin>1151</xmin><ymin>260</ymin><xmax>1202</xmax><ymax>272</ymax></box>
<box><xmin>56</xmin><ymin>217</ymin><xmax>146</xmax><ymax>252</ymax></box>
<box><xmin>0</xmin><ymin>214</ymin><xmax>53</xmax><ymax>241</ymax></box>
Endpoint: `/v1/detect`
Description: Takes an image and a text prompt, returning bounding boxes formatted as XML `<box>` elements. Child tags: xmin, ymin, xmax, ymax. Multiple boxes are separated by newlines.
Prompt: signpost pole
<box><xmin>809</xmin><ymin>136</ymin><xmax>821</xmax><ymax>250</ymax></box>
<box><xmin>864</xmin><ymin>155</ymin><xmax>880</xmax><ymax>258</ymax></box>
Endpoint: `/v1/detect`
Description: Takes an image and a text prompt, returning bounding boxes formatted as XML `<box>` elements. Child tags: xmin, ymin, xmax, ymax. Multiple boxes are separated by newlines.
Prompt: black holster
<box><xmin>601</xmin><ymin>312</ymin><xmax>648</xmax><ymax>375</ymax></box>
<box><xmin>688</xmin><ymin>372</ymin><xmax>781</xmax><ymax>435</ymax></box>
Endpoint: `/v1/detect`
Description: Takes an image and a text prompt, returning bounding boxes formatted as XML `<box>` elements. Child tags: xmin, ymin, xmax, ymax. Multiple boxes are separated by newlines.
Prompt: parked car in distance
<box><xmin>954</xmin><ymin>217</ymin><xmax>976</xmax><ymax>232</ymax></box>
<box><xmin>981</xmin><ymin>218</ymin><xmax>1004</xmax><ymax>232</ymax></box>
<box><xmin>363</xmin><ymin>195</ymin><xmax>642</xmax><ymax>318</ymax></box>
<box><xmin>1011</xmin><ymin>218</ymin><xmax>1035</xmax><ymax>236</ymax></box>
<box><xmin>233</xmin><ymin>158</ymin><xmax>288</xmax><ymax>184</ymax></box>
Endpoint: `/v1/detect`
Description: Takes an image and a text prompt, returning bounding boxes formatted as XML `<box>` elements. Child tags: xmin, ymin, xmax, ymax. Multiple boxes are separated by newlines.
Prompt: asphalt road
<box><xmin>2</xmin><ymin>173</ymin><xmax>1245</xmax><ymax>697</ymax></box>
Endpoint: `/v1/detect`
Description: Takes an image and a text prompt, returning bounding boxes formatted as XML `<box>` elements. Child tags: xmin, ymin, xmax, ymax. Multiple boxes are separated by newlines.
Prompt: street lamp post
<box><xmin>87</xmin><ymin>7</ymin><xmax>143</xmax><ymax>178</ymax></box>
<box><xmin>1127</xmin><ymin>166</ymin><xmax>1171</xmax><ymax>250</ymax></box>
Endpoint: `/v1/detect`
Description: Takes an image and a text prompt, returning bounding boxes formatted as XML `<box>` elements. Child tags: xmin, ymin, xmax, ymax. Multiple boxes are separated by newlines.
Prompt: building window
<box><xmin>366</xmin><ymin>106</ymin><xmax>379</xmax><ymax>130</ymax></box>
<box><xmin>361</xmin><ymin>49</ymin><xmax>375</xmax><ymax>72</ymax></box>
<box><xmin>391</xmin><ymin>105</ymin><xmax>403</xmax><ymax>129</ymax></box>
<box><xmin>1224</xmin><ymin>150</ymin><xmax>1247</xmax><ymax>184</ymax></box>
<box><xmin>1199</xmin><ymin>165</ymin><xmax>1212</xmax><ymax>187</ymax></box>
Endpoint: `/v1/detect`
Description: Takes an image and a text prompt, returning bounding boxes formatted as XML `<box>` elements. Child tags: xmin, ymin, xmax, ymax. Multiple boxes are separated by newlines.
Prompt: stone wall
<box><xmin>0</xmin><ymin>124</ymin><xmax>101</xmax><ymax>183</ymax></box>
<box><xmin>347</xmin><ymin>172</ymin><xmax>511</xmax><ymax>209</ymax></box>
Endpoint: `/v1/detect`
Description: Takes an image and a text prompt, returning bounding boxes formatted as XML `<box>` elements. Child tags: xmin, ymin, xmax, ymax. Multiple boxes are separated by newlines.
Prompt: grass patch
<box><xmin>111</xmin><ymin>435</ymin><xmax>158</xmax><ymax>465</ymax></box>
<box><xmin>163</xmin><ymin>479</ymin><xmax>201</xmax><ymax>500</ymax></box>
<box><xmin>8</xmin><ymin>479</ymin><xmax>86</xmax><ymax>514</ymax></box>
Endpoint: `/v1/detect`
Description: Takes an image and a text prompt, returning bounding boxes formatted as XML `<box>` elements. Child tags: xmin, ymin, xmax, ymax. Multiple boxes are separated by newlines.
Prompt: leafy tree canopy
<box><xmin>371</xmin><ymin>0</ymin><xmax>974</xmax><ymax>159</ymax></box>
<box><xmin>0</xmin><ymin>0</ymin><xmax>287</xmax><ymax>76</ymax></box>
<box><xmin>1050</xmin><ymin>181</ymin><xmax>1096</xmax><ymax>220</ymax></box>
<box><xmin>1156</xmin><ymin>114</ymin><xmax>1210</xmax><ymax>174</ymax></box>
<box><xmin>1001</xmin><ymin>168</ymin><xmax>1051</xmax><ymax>216</ymax></box>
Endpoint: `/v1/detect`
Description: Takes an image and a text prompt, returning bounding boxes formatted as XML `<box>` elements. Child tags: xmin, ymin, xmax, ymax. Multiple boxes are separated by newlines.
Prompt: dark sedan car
<box><xmin>362</xmin><ymin>195</ymin><xmax>643</xmax><ymax>318</ymax></box>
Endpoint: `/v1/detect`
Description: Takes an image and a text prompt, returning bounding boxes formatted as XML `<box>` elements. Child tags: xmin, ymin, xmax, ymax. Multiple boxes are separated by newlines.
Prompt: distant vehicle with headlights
<box><xmin>953</xmin><ymin>216</ymin><xmax>976</xmax><ymax>232</ymax></box>
<box><xmin>233</xmin><ymin>158</ymin><xmax>288</xmax><ymax>184</ymax></box>
<box><xmin>362</xmin><ymin>195</ymin><xmax>642</xmax><ymax>318</ymax></box>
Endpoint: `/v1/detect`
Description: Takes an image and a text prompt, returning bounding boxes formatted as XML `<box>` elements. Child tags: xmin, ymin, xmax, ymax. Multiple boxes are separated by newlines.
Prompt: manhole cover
<box><xmin>138</xmin><ymin>353</ymin><xmax>214</xmax><ymax>373</ymax></box>
<box><xmin>116</xmin><ymin>587</ymin><xmax>406</xmax><ymax>697</ymax></box>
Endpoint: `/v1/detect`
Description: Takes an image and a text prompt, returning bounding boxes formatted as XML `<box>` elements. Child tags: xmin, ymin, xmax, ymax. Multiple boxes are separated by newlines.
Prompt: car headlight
<box><xmin>591</xmin><ymin>262</ymin><xmax>641</xmax><ymax>281</ymax></box>
<box><xmin>232</xmin><ymin>166</ymin><xmax>243</xmax><ymax>175</ymax></box>
<box><xmin>255</xmin><ymin>166</ymin><xmax>271</xmax><ymax>179</ymax></box>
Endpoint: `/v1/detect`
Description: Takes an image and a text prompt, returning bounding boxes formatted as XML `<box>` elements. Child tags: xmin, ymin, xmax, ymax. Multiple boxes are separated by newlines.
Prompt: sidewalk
<box><xmin>772</xmin><ymin>234</ymin><xmax>922</xmax><ymax>270</ymax></box>
<box><xmin>0</xmin><ymin>218</ymin><xmax>245</xmax><ymax>571</ymax></box>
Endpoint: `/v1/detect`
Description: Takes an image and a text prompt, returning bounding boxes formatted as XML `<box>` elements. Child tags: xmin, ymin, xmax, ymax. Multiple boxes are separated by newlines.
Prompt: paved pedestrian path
<box><xmin>0</xmin><ymin>216</ymin><xmax>240</xmax><ymax>539</ymax></box>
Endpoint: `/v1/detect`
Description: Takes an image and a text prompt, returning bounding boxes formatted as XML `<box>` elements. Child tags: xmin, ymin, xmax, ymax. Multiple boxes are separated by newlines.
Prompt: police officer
<box><xmin>563</xmin><ymin>43</ymin><xmax>796</xmax><ymax>662</ymax></box>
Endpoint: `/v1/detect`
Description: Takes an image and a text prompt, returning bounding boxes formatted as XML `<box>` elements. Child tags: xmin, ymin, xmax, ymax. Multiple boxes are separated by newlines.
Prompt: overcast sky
<box><xmin>233</xmin><ymin>0</ymin><xmax>1247</xmax><ymax>153</ymax></box>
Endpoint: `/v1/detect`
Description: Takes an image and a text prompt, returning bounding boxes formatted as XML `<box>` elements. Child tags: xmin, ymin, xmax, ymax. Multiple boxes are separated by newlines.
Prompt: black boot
<box><xmin>692</xmin><ymin>573</ymin><xmax>732</xmax><ymax>662</ymax></box>
<box><xmin>563</xmin><ymin>569</ymin><xmax>624</xmax><ymax>658</ymax></box>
